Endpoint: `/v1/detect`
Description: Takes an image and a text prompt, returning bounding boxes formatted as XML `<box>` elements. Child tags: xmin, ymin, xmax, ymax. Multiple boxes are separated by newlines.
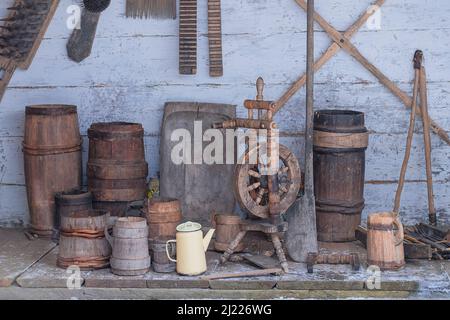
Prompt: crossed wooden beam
<box><xmin>274</xmin><ymin>0</ymin><xmax>450</xmax><ymax>146</ymax></box>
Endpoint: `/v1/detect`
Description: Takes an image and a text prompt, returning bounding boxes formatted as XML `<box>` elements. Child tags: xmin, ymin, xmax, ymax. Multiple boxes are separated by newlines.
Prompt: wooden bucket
<box><xmin>87</xmin><ymin>122</ymin><xmax>148</xmax><ymax>216</ymax></box>
<box><xmin>106</xmin><ymin>217</ymin><xmax>151</xmax><ymax>276</ymax></box>
<box><xmin>150</xmin><ymin>236</ymin><xmax>176</xmax><ymax>273</ymax></box>
<box><xmin>55</xmin><ymin>189</ymin><xmax>93</xmax><ymax>239</ymax></box>
<box><xmin>313</xmin><ymin>110</ymin><xmax>369</xmax><ymax>242</ymax></box>
<box><xmin>23</xmin><ymin>105</ymin><xmax>82</xmax><ymax>237</ymax></box>
<box><xmin>213</xmin><ymin>214</ymin><xmax>244</xmax><ymax>252</ymax></box>
<box><xmin>146</xmin><ymin>197</ymin><xmax>182</xmax><ymax>240</ymax></box>
<box><xmin>367</xmin><ymin>212</ymin><xmax>405</xmax><ymax>270</ymax></box>
<box><xmin>57</xmin><ymin>209</ymin><xmax>111</xmax><ymax>270</ymax></box>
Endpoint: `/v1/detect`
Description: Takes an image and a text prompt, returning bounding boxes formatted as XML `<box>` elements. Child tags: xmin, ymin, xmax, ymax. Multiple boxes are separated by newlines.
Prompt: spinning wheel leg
<box><xmin>220</xmin><ymin>230</ymin><xmax>247</xmax><ymax>264</ymax></box>
<box><xmin>271</xmin><ymin>234</ymin><xmax>289</xmax><ymax>273</ymax></box>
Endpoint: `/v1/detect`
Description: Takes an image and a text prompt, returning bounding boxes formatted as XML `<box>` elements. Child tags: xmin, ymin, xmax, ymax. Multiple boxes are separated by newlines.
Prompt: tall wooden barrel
<box><xmin>57</xmin><ymin>209</ymin><xmax>111</xmax><ymax>270</ymax></box>
<box><xmin>106</xmin><ymin>217</ymin><xmax>151</xmax><ymax>276</ymax></box>
<box><xmin>367</xmin><ymin>212</ymin><xmax>405</xmax><ymax>270</ymax></box>
<box><xmin>313</xmin><ymin>110</ymin><xmax>369</xmax><ymax>242</ymax></box>
<box><xmin>23</xmin><ymin>105</ymin><xmax>82</xmax><ymax>237</ymax></box>
<box><xmin>146</xmin><ymin>197</ymin><xmax>182</xmax><ymax>240</ymax></box>
<box><xmin>87</xmin><ymin>122</ymin><xmax>148</xmax><ymax>216</ymax></box>
<box><xmin>213</xmin><ymin>214</ymin><xmax>244</xmax><ymax>252</ymax></box>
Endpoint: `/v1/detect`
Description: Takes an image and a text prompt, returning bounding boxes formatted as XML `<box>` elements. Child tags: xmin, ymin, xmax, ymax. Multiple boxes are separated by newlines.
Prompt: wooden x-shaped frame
<box><xmin>274</xmin><ymin>0</ymin><xmax>450</xmax><ymax>146</ymax></box>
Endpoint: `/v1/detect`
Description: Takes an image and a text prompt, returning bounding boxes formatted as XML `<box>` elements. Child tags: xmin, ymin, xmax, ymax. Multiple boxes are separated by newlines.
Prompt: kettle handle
<box><xmin>166</xmin><ymin>240</ymin><xmax>177</xmax><ymax>262</ymax></box>
<box><xmin>104</xmin><ymin>225</ymin><xmax>113</xmax><ymax>248</ymax></box>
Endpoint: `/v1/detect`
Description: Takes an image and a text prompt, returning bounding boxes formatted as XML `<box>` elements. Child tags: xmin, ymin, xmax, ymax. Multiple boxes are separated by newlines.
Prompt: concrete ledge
<box><xmin>0</xmin><ymin>287</ymin><xmax>414</xmax><ymax>300</ymax></box>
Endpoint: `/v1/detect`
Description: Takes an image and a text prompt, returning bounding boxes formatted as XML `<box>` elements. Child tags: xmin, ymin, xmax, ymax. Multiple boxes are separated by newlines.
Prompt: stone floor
<box><xmin>0</xmin><ymin>228</ymin><xmax>449</xmax><ymax>300</ymax></box>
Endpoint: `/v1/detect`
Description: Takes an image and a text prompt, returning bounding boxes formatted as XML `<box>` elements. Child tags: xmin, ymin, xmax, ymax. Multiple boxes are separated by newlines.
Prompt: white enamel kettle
<box><xmin>166</xmin><ymin>221</ymin><xmax>215</xmax><ymax>276</ymax></box>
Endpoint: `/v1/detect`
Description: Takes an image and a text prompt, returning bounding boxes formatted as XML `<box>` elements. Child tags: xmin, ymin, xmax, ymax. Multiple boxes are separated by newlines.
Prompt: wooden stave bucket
<box><xmin>150</xmin><ymin>236</ymin><xmax>176</xmax><ymax>273</ymax></box>
<box><xmin>213</xmin><ymin>213</ymin><xmax>244</xmax><ymax>252</ymax></box>
<box><xmin>57</xmin><ymin>209</ymin><xmax>111</xmax><ymax>270</ymax></box>
<box><xmin>367</xmin><ymin>212</ymin><xmax>405</xmax><ymax>270</ymax></box>
<box><xmin>54</xmin><ymin>189</ymin><xmax>93</xmax><ymax>238</ymax></box>
<box><xmin>107</xmin><ymin>217</ymin><xmax>151</xmax><ymax>276</ymax></box>
<box><xmin>146</xmin><ymin>197</ymin><xmax>182</xmax><ymax>241</ymax></box>
<box><xmin>23</xmin><ymin>105</ymin><xmax>82</xmax><ymax>237</ymax></box>
<box><xmin>87</xmin><ymin>122</ymin><xmax>148</xmax><ymax>216</ymax></box>
<box><xmin>313</xmin><ymin>110</ymin><xmax>369</xmax><ymax>242</ymax></box>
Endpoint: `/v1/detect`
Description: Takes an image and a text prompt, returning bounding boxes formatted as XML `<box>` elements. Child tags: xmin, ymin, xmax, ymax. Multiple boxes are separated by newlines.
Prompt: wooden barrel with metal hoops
<box><xmin>54</xmin><ymin>189</ymin><xmax>93</xmax><ymax>241</ymax></box>
<box><xmin>87</xmin><ymin>122</ymin><xmax>148</xmax><ymax>217</ymax></box>
<box><xmin>213</xmin><ymin>214</ymin><xmax>244</xmax><ymax>252</ymax></box>
<box><xmin>23</xmin><ymin>105</ymin><xmax>82</xmax><ymax>237</ymax></box>
<box><xmin>313</xmin><ymin>110</ymin><xmax>369</xmax><ymax>242</ymax></box>
<box><xmin>106</xmin><ymin>217</ymin><xmax>151</xmax><ymax>276</ymax></box>
<box><xmin>57</xmin><ymin>209</ymin><xmax>111</xmax><ymax>270</ymax></box>
<box><xmin>367</xmin><ymin>212</ymin><xmax>405</xmax><ymax>270</ymax></box>
<box><xmin>146</xmin><ymin>197</ymin><xmax>182</xmax><ymax>240</ymax></box>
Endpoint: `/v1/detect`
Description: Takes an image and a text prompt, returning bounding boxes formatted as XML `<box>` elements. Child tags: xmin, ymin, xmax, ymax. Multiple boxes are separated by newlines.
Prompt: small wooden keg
<box><xmin>146</xmin><ymin>197</ymin><xmax>182</xmax><ymax>240</ymax></box>
<box><xmin>213</xmin><ymin>214</ymin><xmax>244</xmax><ymax>252</ymax></box>
<box><xmin>57</xmin><ymin>209</ymin><xmax>111</xmax><ymax>270</ymax></box>
<box><xmin>87</xmin><ymin>122</ymin><xmax>148</xmax><ymax>216</ymax></box>
<box><xmin>106</xmin><ymin>217</ymin><xmax>151</xmax><ymax>276</ymax></box>
<box><xmin>150</xmin><ymin>236</ymin><xmax>176</xmax><ymax>273</ymax></box>
<box><xmin>367</xmin><ymin>212</ymin><xmax>405</xmax><ymax>270</ymax></box>
<box><xmin>23</xmin><ymin>105</ymin><xmax>82</xmax><ymax>237</ymax></box>
<box><xmin>54</xmin><ymin>189</ymin><xmax>93</xmax><ymax>240</ymax></box>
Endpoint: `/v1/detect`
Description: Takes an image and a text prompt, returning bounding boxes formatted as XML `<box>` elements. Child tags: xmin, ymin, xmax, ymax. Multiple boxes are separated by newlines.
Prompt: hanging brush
<box><xmin>126</xmin><ymin>0</ymin><xmax>176</xmax><ymax>20</ymax></box>
<box><xmin>67</xmin><ymin>0</ymin><xmax>111</xmax><ymax>63</ymax></box>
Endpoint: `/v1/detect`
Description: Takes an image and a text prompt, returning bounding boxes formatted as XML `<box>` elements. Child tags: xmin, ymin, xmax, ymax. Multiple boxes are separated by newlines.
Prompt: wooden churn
<box><xmin>313</xmin><ymin>110</ymin><xmax>369</xmax><ymax>242</ymax></box>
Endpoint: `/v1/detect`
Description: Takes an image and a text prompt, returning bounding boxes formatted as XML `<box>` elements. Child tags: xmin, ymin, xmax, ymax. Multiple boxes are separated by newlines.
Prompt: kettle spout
<box><xmin>203</xmin><ymin>229</ymin><xmax>215</xmax><ymax>252</ymax></box>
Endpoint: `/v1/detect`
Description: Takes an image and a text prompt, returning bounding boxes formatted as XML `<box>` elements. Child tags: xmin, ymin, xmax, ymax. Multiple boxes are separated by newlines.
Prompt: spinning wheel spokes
<box><xmin>234</xmin><ymin>144</ymin><xmax>301</xmax><ymax>219</ymax></box>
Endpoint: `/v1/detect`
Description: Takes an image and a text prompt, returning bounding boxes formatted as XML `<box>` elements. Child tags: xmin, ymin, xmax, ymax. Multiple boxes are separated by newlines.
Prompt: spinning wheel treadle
<box><xmin>234</xmin><ymin>144</ymin><xmax>301</xmax><ymax>219</ymax></box>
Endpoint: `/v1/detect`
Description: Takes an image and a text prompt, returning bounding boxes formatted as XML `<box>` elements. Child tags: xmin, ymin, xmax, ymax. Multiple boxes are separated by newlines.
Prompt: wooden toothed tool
<box><xmin>207</xmin><ymin>0</ymin><xmax>223</xmax><ymax>77</ymax></box>
<box><xmin>67</xmin><ymin>0</ymin><xmax>111</xmax><ymax>63</ymax></box>
<box><xmin>126</xmin><ymin>0</ymin><xmax>176</xmax><ymax>19</ymax></box>
<box><xmin>0</xmin><ymin>0</ymin><xmax>59</xmax><ymax>102</ymax></box>
<box><xmin>179</xmin><ymin>0</ymin><xmax>197</xmax><ymax>75</ymax></box>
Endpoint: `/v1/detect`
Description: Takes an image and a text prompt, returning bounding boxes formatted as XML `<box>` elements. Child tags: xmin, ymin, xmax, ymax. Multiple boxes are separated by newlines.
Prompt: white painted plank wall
<box><xmin>0</xmin><ymin>0</ymin><xmax>449</xmax><ymax>227</ymax></box>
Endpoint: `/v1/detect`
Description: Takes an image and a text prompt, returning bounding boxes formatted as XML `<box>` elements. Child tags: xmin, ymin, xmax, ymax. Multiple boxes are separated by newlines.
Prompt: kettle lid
<box><xmin>177</xmin><ymin>221</ymin><xmax>202</xmax><ymax>232</ymax></box>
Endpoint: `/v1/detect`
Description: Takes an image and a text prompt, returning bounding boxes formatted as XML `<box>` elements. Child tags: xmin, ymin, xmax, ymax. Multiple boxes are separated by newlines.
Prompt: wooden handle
<box><xmin>256</xmin><ymin>77</ymin><xmax>264</xmax><ymax>101</ymax></box>
<box><xmin>67</xmin><ymin>10</ymin><xmax>101</xmax><ymax>63</ymax></box>
<box><xmin>392</xmin><ymin>216</ymin><xmax>404</xmax><ymax>246</ymax></box>
<box><xmin>393</xmin><ymin>54</ymin><xmax>421</xmax><ymax>214</ymax></box>
<box><xmin>419</xmin><ymin>66</ymin><xmax>437</xmax><ymax>225</ymax></box>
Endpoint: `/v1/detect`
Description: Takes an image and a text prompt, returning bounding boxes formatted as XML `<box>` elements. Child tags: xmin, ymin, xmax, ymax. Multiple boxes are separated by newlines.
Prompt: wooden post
<box><xmin>285</xmin><ymin>0</ymin><xmax>318</xmax><ymax>262</ymax></box>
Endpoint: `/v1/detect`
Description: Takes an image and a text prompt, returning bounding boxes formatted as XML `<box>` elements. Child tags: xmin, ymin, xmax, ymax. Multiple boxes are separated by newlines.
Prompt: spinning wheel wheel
<box><xmin>234</xmin><ymin>144</ymin><xmax>301</xmax><ymax>219</ymax></box>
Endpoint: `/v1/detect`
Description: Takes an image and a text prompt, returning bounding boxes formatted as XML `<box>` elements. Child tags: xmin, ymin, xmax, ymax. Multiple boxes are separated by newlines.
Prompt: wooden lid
<box><xmin>88</xmin><ymin>122</ymin><xmax>144</xmax><ymax>139</ymax></box>
<box><xmin>26</xmin><ymin>104</ymin><xmax>77</xmax><ymax>116</ymax></box>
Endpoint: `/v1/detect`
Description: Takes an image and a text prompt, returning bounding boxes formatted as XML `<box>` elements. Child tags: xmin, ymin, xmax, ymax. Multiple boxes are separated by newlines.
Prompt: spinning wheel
<box><xmin>234</xmin><ymin>144</ymin><xmax>301</xmax><ymax>219</ymax></box>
